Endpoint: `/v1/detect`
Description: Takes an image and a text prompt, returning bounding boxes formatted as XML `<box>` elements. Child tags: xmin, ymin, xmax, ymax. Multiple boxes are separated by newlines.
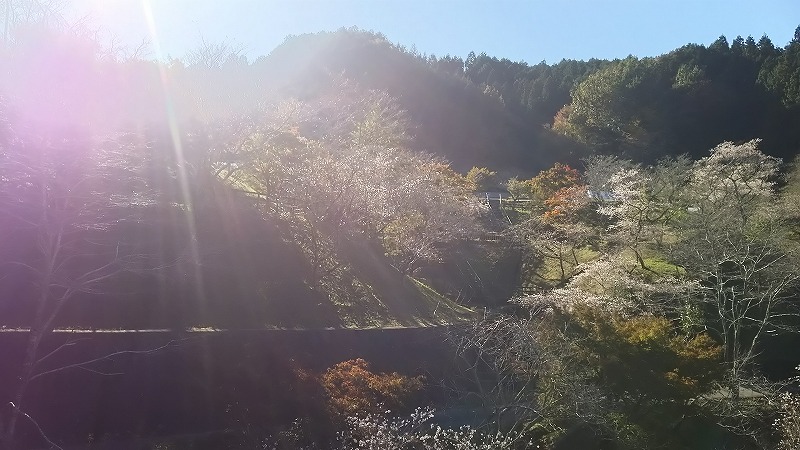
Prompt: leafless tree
<box><xmin>448</xmin><ymin>306</ymin><xmax>606</xmax><ymax>439</ymax></box>
<box><xmin>0</xmin><ymin>129</ymin><xmax>159</xmax><ymax>448</ymax></box>
<box><xmin>670</xmin><ymin>142</ymin><xmax>800</xmax><ymax>403</ymax></box>
<box><xmin>184</xmin><ymin>37</ymin><xmax>245</xmax><ymax>70</ymax></box>
<box><xmin>1</xmin><ymin>0</ymin><xmax>66</xmax><ymax>47</ymax></box>
<box><xmin>509</xmin><ymin>217</ymin><xmax>595</xmax><ymax>286</ymax></box>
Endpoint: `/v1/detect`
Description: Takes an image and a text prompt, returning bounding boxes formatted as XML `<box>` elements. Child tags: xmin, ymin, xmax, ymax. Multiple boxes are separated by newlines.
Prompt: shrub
<box><xmin>321</xmin><ymin>359</ymin><xmax>424</xmax><ymax>419</ymax></box>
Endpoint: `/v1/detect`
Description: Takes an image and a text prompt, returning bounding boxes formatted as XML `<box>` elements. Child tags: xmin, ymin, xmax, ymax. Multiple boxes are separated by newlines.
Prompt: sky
<box><xmin>69</xmin><ymin>0</ymin><xmax>800</xmax><ymax>64</ymax></box>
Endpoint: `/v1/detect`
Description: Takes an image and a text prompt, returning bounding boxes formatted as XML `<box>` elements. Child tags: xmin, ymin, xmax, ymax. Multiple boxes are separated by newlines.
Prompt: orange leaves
<box><xmin>320</xmin><ymin>358</ymin><xmax>424</xmax><ymax>419</ymax></box>
<box><xmin>542</xmin><ymin>184</ymin><xmax>589</xmax><ymax>221</ymax></box>
<box><xmin>511</xmin><ymin>162</ymin><xmax>587</xmax><ymax>221</ymax></box>
<box><xmin>530</xmin><ymin>162</ymin><xmax>581</xmax><ymax>201</ymax></box>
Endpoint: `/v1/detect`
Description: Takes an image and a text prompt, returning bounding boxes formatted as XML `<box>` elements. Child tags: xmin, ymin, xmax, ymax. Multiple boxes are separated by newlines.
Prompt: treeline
<box><xmin>4</xmin><ymin>23</ymin><xmax>799</xmax><ymax>173</ymax></box>
<box><xmin>458</xmin><ymin>29</ymin><xmax>800</xmax><ymax>163</ymax></box>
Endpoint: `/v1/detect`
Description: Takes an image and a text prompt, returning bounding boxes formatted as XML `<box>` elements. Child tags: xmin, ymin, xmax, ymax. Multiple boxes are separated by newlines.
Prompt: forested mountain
<box><xmin>4</xmin><ymin>26</ymin><xmax>799</xmax><ymax>174</ymax></box>
<box><xmin>463</xmin><ymin>30</ymin><xmax>800</xmax><ymax>164</ymax></box>
<box><xmin>250</xmin><ymin>30</ymin><xmax>572</xmax><ymax>173</ymax></box>
<box><xmin>248</xmin><ymin>27</ymin><xmax>800</xmax><ymax>168</ymax></box>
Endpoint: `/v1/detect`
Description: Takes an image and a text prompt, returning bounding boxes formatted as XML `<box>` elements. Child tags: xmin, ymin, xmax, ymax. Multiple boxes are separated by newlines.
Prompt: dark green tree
<box><xmin>709</xmin><ymin>35</ymin><xmax>730</xmax><ymax>52</ymax></box>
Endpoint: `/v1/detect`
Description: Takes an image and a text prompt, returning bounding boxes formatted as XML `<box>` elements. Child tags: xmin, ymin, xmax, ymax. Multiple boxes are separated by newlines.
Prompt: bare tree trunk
<box><xmin>5</xmin><ymin>330</ymin><xmax>44</xmax><ymax>448</ymax></box>
<box><xmin>3</xmin><ymin>228</ymin><xmax>58</xmax><ymax>447</ymax></box>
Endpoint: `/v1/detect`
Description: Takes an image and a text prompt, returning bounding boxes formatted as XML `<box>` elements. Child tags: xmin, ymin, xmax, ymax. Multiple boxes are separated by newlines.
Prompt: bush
<box><xmin>321</xmin><ymin>359</ymin><xmax>424</xmax><ymax>420</ymax></box>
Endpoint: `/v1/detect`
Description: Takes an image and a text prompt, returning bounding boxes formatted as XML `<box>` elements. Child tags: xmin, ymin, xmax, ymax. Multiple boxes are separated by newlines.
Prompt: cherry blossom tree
<box><xmin>670</xmin><ymin>141</ymin><xmax>799</xmax><ymax>405</ymax></box>
<box><xmin>216</xmin><ymin>89</ymin><xmax>485</xmax><ymax>285</ymax></box>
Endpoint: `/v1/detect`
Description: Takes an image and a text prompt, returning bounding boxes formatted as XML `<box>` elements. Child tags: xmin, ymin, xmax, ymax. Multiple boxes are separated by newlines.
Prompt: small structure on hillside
<box><xmin>586</xmin><ymin>189</ymin><xmax>617</xmax><ymax>203</ymax></box>
<box><xmin>476</xmin><ymin>190</ymin><xmax>511</xmax><ymax>208</ymax></box>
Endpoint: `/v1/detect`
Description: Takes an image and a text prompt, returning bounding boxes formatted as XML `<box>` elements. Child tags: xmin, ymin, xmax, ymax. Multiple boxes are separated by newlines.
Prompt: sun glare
<box><xmin>141</xmin><ymin>0</ymin><xmax>208</xmax><ymax>317</ymax></box>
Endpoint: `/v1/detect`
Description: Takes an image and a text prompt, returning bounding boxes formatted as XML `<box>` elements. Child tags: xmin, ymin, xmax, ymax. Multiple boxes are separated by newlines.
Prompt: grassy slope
<box><xmin>189</xmin><ymin>235</ymin><xmax>477</xmax><ymax>330</ymax></box>
<box><xmin>38</xmin><ymin>191</ymin><xmax>477</xmax><ymax>330</ymax></box>
<box><xmin>323</xmin><ymin>240</ymin><xmax>476</xmax><ymax>329</ymax></box>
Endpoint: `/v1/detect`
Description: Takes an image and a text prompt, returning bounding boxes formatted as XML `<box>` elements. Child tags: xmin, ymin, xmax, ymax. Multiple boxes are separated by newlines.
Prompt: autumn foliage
<box><xmin>530</xmin><ymin>163</ymin><xmax>581</xmax><ymax>200</ymax></box>
<box><xmin>573</xmin><ymin>308</ymin><xmax>723</xmax><ymax>401</ymax></box>
<box><xmin>321</xmin><ymin>359</ymin><xmax>424</xmax><ymax>419</ymax></box>
<box><xmin>542</xmin><ymin>184</ymin><xmax>590</xmax><ymax>221</ymax></box>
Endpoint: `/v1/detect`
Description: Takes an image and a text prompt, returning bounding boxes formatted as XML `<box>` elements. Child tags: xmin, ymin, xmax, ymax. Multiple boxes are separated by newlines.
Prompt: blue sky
<box><xmin>70</xmin><ymin>0</ymin><xmax>800</xmax><ymax>63</ymax></box>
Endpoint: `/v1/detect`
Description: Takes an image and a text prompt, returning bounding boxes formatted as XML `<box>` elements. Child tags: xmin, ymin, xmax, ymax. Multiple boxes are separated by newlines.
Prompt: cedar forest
<box><xmin>1</xmin><ymin>5</ymin><xmax>800</xmax><ymax>450</ymax></box>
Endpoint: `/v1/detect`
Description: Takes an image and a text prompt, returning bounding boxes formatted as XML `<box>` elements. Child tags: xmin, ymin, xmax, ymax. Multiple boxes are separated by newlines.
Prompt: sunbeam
<box><xmin>141</xmin><ymin>0</ymin><xmax>207</xmax><ymax>323</ymax></box>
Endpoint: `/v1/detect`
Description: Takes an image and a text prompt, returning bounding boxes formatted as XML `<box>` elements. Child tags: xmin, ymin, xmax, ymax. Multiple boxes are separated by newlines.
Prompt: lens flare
<box><xmin>141</xmin><ymin>0</ymin><xmax>207</xmax><ymax>320</ymax></box>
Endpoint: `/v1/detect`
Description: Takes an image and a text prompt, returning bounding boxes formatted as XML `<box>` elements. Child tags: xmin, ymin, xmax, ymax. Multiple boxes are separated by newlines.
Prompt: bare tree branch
<box><xmin>30</xmin><ymin>339</ymin><xmax>185</xmax><ymax>382</ymax></box>
<box><xmin>7</xmin><ymin>402</ymin><xmax>62</xmax><ymax>450</ymax></box>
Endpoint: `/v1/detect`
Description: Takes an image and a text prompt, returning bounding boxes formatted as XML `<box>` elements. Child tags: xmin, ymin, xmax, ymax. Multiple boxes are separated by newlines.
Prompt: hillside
<box><xmin>240</xmin><ymin>28</ymin><xmax>800</xmax><ymax>169</ymax></box>
<box><xmin>5</xmin><ymin>27</ymin><xmax>799</xmax><ymax>175</ymax></box>
<box><xmin>3</xmin><ymin>26</ymin><xmax>800</xmax><ymax>332</ymax></box>
<box><xmin>251</xmin><ymin>30</ymin><xmax>579</xmax><ymax>174</ymax></box>
<box><xmin>0</xmin><ymin>89</ymin><xmax>489</xmax><ymax>331</ymax></box>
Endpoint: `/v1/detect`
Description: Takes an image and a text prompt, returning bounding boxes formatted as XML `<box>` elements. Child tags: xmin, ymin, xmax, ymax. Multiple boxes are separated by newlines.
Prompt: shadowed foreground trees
<box><xmin>0</xmin><ymin>127</ymin><xmax>159</xmax><ymax>447</ymax></box>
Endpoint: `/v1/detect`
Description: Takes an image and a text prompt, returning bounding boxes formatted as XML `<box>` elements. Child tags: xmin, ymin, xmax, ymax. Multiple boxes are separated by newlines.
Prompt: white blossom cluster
<box><xmin>690</xmin><ymin>139</ymin><xmax>779</xmax><ymax>205</ymax></box>
<box><xmin>340</xmin><ymin>408</ymin><xmax>527</xmax><ymax>450</ymax></box>
<box><xmin>775</xmin><ymin>365</ymin><xmax>800</xmax><ymax>450</ymax></box>
<box><xmin>519</xmin><ymin>256</ymin><xmax>694</xmax><ymax>316</ymax></box>
<box><xmin>776</xmin><ymin>390</ymin><xmax>800</xmax><ymax>450</ymax></box>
